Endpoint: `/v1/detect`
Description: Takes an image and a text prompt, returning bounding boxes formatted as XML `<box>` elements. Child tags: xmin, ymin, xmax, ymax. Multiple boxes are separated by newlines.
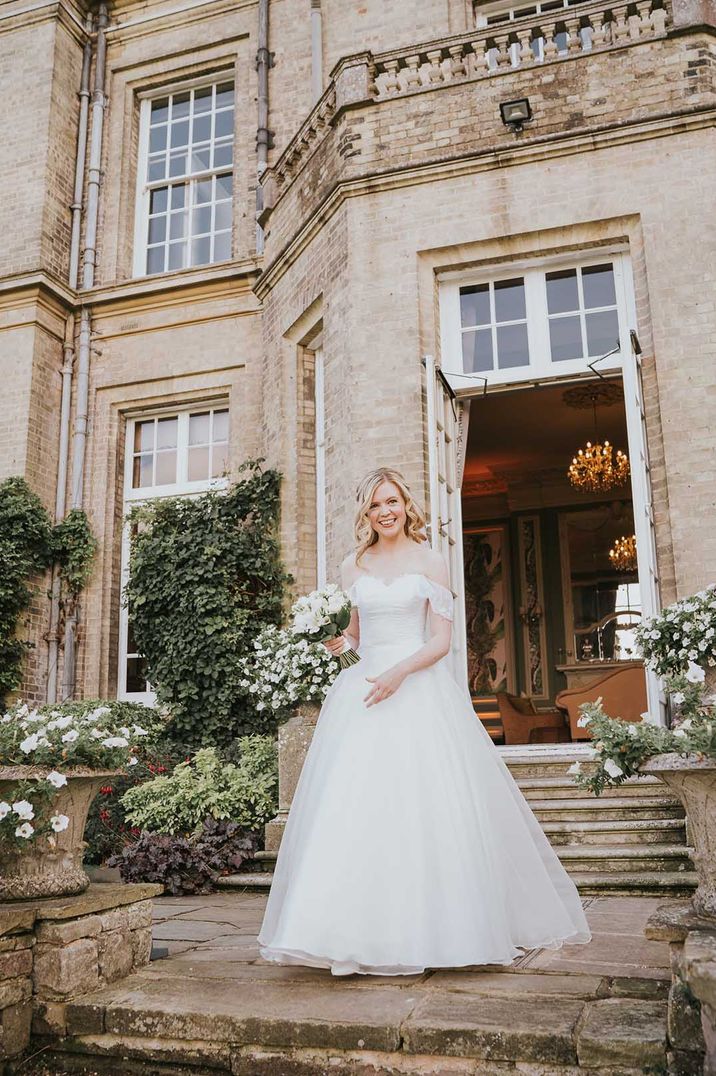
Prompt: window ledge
<box><xmin>81</xmin><ymin>257</ymin><xmax>263</xmax><ymax>308</ymax></box>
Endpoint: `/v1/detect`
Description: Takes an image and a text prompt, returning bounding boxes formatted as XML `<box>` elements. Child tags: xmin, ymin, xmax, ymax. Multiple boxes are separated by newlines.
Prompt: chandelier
<box><xmin>609</xmin><ymin>534</ymin><xmax>638</xmax><ymax>572</ymax></box>
<box><xmin>564</xmin><ymin>384</ymin><xmax>630</xmax><ymax>493</ymax></box>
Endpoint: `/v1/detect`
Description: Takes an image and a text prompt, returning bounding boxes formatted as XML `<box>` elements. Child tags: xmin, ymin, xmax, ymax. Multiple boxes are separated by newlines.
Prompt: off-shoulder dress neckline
<box><xmin>353</xmin><ymin>570</ymin><xmax>451</xmax><ymax>594</ymax></box>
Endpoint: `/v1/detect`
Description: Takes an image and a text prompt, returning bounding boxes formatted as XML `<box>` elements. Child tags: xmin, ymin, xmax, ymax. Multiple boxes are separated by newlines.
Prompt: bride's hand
<box><xmin>323</xmin><ymin>634</ymin><xmax>346</xmax><ymax>656</ymax></box>
<box><xmin>364</xmin><ymin>665</ymin><xmax>407</xmax><ymax>707</ymax></box>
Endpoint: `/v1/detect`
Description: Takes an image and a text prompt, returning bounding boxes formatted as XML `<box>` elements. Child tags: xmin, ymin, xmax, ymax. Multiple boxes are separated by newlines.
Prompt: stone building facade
<box><xmin>1</xmin><ymin>0</ymin><xmax>715</xmax><ymax>719</ymax></box>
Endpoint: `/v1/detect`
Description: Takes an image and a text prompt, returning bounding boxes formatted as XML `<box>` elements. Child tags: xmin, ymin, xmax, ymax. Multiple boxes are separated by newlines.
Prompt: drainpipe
<box><xmin>46</xmin><ymin>22</ymin><xmax>92</xmax><ymax>704</ymax></box>
<box><xmin>61</xmin><ymin>1</ymin><xmax>109</xmax><ymax>701</ymax></box>
<box><xmin>311</xmin><ymin>0</ymin><xmax>323</xmax><ymax>102</ymax></box>
<box><xmin>256</xmin><ymin>0</ymin><xmax>271</xmax><ymax>254</ymax></box>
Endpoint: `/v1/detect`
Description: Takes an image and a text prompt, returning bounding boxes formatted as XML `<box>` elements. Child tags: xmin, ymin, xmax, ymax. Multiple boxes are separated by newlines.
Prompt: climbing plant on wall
<box><xmin>123</xmin><ymin>459</ymin><xmax>290</xmax><ymax>748</ymax></box>
<box><xmin>0</xmin><ymin>477</ymin><xmax>97</xmax><ymax>702</ymax></box>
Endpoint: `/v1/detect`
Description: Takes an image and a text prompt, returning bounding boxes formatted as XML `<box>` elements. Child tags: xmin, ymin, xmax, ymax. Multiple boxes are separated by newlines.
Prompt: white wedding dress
<box><xmin>257</xmin><ymin>571</ymin><xmax>590</xmax><ymax>976</ymax></box>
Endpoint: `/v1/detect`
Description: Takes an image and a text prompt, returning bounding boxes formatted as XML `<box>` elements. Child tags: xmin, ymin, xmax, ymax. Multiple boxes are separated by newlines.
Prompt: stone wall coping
<box><xmin>645</xmin><ymin>901</ymin><xmax>716</xmax><ymax>942</ymax></box>
<box><xmin>0</xmin><ymin>767</ymin><xmax>120</xmax><ymax>781</ymax></box>
<box><xmin>0</xmin><ymin>884</ymin><xmax>162</xmax><ymax>937</ymax></box>
<box><xmin>641</xmin><ymin>754</ymin><xmax>716</xmax><ymax>774</ymax></box>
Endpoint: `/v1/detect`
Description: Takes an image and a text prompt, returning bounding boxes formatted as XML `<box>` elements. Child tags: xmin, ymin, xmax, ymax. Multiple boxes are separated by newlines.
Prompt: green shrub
<box><xmin>120</xmin><ymin>739</ymin><xmax>278</xmax><ymax>836</ymax></box>
<box><xmin>122</xmin><ymin>460</ymin><xmax>290</xmax><ymax>747</ymax></box>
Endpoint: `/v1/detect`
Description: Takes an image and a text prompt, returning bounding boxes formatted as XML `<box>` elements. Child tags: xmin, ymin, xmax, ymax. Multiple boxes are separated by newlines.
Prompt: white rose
<box><xmin>567</xmin><ymin>761</ymin><xmax>581</xmax><ymax>775</ymax></box>
<box><xmin>132</xmin><ymin>725</ymin><xmax>148</xmax><ymax>737</ymax></box>
<box><xmin>0</xmin><ymin>801</ymin><xmax>11</xmax><ymax>820</ymax></box>
<box><xmin>90</xmin><ymin>728</ymin><xmax>105</xmax><ymax>739</ymax></box>
<box><xmin>62</xmin><ymin>729</ymin><xmax>80</xmax><ymax>743</ymax></box>
<box><xmin>19</xmin><ymin>733</ymin><xmax>40</xmax><ymax>754</ymax></box>
<box><xmin>46</xmin><ymin>771</ymin><xmax>68</xmax><ymax>789</ymax></box>
<box><xmin>576</xmin><ymin>714</ymin><xmax>591</xmax><ymax>728</ymax></box>
<box><xmin>102</xmin><ymin>736</ymin><xmax>129</xmax><ymax>748</ymax></box>
<box><xmin>50</xmin><ymin>814</ymin><xmax>70</xmax><ymax>833</ymax></box>
<box><xmin>686</xmin><ymin>661</ymin><xmax>705</xmax><ymax>684</ymax></box>
<box><xmin>12</xmin><ymin>800</ymin><xmax>34</xmax><ymax>820</ymax></box>
<box><xmin>672</xmin><ymin>691</ymin><xmax>685</xmax><ymax>705</ymax></box>
<box><xmin>128</xmin><ymin>756</ymin><xmax>139</xmax><ymax>766</ymax></box>
<box><xmin>603</xmin><ymin>759</ymin><xmax>624</xmax><ymax>779</ymax></box>
<box><xmin>15</xmin><ymin>822</ymin><xmax>34</xmax><ymax>839</ymax></box>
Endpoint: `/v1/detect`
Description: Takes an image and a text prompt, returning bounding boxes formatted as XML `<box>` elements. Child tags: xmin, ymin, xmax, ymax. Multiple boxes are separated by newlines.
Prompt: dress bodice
<box><xmin>348</xmin><ymin>572</ymin><xmax>454</xmax><ymax>655</ymax></box>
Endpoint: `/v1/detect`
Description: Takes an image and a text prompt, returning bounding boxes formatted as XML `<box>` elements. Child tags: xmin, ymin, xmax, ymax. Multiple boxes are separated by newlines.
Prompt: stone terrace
<box><xmin>17</xmin><ymin>889</ymin><xmax>686</xmax><ymax>1075</ymax></box>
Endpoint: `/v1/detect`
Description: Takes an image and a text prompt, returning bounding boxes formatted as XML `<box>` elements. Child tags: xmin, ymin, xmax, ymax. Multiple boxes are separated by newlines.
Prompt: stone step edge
<box><xmin>254</xmin><ymin>843</ymin><xmax>694</xmax><ymax>863</ymax></box>
<box><xmin>540</xmin><ymin>818</ymin><xmax>685</xmax><ymax>833</ymax></box>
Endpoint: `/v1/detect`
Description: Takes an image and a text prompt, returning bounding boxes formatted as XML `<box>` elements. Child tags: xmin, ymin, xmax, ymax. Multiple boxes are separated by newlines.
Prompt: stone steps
<box><xmin>541</xmin><ymin>817</ymin><xmax>687</xmax><ymax>845</ymax></box>
<box><xmin>519</xmin><ymin>775</ymin><xmax>669</xmax><ymax>800</ymax></box>
<box><xmin>528</xmin><ymin>796</ymin><xmax>684</xmax><ymax>821</ymax></box>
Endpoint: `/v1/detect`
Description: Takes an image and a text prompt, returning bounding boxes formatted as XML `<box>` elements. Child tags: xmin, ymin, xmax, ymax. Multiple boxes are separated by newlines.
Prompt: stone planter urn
<box><xmin>0</xmin><ymin>766</ymin><xmax>119</xmax><ymax>901</ymax></box>
<box><xmin>264</xmin><ymin>701</ymin><xmax>320</xmax><ymax>853</ymax></box>
<box><xmin>640</xmin><ymin>754</ymin><xmax>716</xmax><ymax>918</ymax></box>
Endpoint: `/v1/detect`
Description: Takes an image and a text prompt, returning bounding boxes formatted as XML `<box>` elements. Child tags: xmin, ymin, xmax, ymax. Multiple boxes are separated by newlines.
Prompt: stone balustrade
<box><xmin>264</xmin><ymin>0</ymin><xmax>671</xmax><ymax>203</ymax></box>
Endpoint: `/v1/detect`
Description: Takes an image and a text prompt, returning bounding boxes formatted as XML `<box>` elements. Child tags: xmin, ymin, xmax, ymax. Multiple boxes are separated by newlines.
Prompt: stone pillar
<box><xmin>264</xmin><ymin>701</ymin><xmax>320</xmax><ymax>852</ymax></box>
<box><xmin>332</xmin><ymin>52</ymin><xmax>374</xmax><ymax>115</ymax></box>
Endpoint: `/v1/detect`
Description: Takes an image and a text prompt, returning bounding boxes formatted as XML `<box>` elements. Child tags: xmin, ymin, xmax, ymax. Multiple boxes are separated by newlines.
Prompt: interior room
<box><xmin>461</xmin><ymin>377</ymin><xmax>647</xmax><ymax>745</ymax></box>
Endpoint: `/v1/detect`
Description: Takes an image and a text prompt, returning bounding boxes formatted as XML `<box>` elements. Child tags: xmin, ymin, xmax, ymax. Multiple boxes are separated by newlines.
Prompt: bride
<box><xmin>257</xmin><ymin>467</ymin><xmax>591</xmax><ymax>976</ymax></box>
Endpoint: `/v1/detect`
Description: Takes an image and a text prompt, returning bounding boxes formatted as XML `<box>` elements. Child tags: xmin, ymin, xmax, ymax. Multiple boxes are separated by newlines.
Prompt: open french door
<box><xmin>622</xmin><ymin>337</ymin><xmax>667</xmax><ymax>724</ymax></box>
<box><xmin>424</xmin><ymin>354</ymin><xmax>469</xmax><ymax>687</ymax></box>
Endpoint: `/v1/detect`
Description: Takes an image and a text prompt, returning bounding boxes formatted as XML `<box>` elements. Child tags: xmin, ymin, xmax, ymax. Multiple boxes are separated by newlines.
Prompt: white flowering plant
<box><xmin>0</xmin><ymin>698</ymin><xmax>151</xmax><ymax>851</ymax></box>
<box><xmin>635</xmin><ymin>585</ymin><xmax>716</xmax><ymax>677</ymax></box>
<box><xmin>290</xmin><ymin>584</ymin><xmax>360</xmax><ymax>669</ymax></box>
<box><xmin>238</xmin><ymin>625</ymin><xmax>339</xmax><ymax>720</ymax></box>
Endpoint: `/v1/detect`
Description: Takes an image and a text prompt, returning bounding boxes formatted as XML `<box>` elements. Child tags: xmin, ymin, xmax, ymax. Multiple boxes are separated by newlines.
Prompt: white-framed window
<box><xmin>439</xmin><ymin>252</ymin><xmax>634</xmax><ymax>389</ymax></box>
<box><xmin>133</xmin><ymin>80</ymin><xmax>235</xmax><ymax>277</ymax></box>
<box><xmin>118</xmin><ymin>403</ymin><xmax>231</xmax><ymax>702</ymax></box>
<box><xmin>475</xmin><ymin>0</ymin><xmax>595</xmax><ymax>66</ymax></box>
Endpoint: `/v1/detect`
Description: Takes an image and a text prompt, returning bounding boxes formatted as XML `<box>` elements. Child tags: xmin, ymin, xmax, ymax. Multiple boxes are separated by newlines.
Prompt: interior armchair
<box><xmin>495</xmin><ymin>692</ymin><xmax>571</xmax><ymax>746</ymax></box>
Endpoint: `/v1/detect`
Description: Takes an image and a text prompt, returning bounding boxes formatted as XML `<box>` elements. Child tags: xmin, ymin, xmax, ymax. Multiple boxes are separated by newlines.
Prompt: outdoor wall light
<box><xmin>500</xmin><ymin>98</ymin><xmax>532</xmax><ymax>132</ymax></box>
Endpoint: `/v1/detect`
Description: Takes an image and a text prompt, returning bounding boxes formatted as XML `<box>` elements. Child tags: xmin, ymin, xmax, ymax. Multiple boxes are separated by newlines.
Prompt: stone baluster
<box><xmin>565</xmin><ymin>16</ymin><xmax>583</xmax><ymax>52</ymax></box>
<box><xmin>448</xmin><ymin>44</ymin><xmax>467</xmax><ymax>78</ymax></box>
<box><xmin>425</xmin><ymin>48</ymin><xmax>446</xmax><ymax>83</ymax></box>
<box><xmin>590</xmin><ymin>10</ymin><xmax>609</xmax><ymax>46</ymax></box>
<box><xmin>651</xmin><ymin>2</ymin><xmax>668</xmax><ymax>32</ymax></box>
<box><xmin>612</xmin><ymin>7</ymin><xmax>631</xmax><ymax>44</ymax></box>
<box><xmin>404</xmin><ymin>54</ymin><xmax>422</xmax><ymax>89</ymax></box>
<box><xmin>628</xmin><ymin>4</ymin><xmax>643</xmax><ymax>37</ymax></box>
<box><xmin>473</xmin><ymin>37</ymin><xmax>493</xmax><ymax>74</ymax></box>
<box><xmin>491</xmin><ymin>32</ymin><xmax>512</xmax><ymax>70</ymax></box>
<box><xmin>636</xmin><ymin>0</ymin><xmax>655</xmax><ymax>32</ymax></box>
<box><xmin>382</xmin><ymin>59</ymin><xmax>401</xmax><ymax>95</ymax></box>
<box><xmin>543</xmin><ymin>20</ymin><xmax>561</xmax><ymax>60</ymax></box>
<box><xmin>517</xmin><ymin>29</ymin><xmax>535</xmax><ymax>66</ymax></box>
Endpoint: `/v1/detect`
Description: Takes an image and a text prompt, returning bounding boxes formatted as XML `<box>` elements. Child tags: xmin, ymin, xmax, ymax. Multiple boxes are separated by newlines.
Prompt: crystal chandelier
<box><xmin>609</xmin><ymin>534</ymin><xmax>638</xmax><ymax>572</ymax></box>
<box><xmin>566</xmin><ymin>389</ymin><xmax>630</xmax><ymax>493</ymax></box>
<box><xmin>568</xmin><ymin>440</ymin><xmax>630</xmax><ymax>492</ymax></box>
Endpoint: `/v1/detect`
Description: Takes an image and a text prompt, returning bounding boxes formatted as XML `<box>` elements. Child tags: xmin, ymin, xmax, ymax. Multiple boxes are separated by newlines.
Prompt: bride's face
<box><xmin>368</xmin><ymin>480</ymin><xmax>406</xmax><ymax>539</ymax></box>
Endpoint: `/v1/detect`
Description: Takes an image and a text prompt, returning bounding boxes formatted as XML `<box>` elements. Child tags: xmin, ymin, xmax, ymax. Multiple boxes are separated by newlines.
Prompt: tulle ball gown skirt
<box><xmin>257</xmin><ymin>646</ymin><xmax>590</xmax><ymax>976</ymax></box>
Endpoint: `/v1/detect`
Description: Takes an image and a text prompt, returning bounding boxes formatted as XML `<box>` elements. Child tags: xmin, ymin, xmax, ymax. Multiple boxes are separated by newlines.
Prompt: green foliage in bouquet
<box><xmin>122</xmin><ymin>460</ymin><xmax>291</xmax><ymax>747</ymax></box>
<box><xmin>120</xmin><ymin>739</ymin><xmax>278</xmax><ymax>836</ymax></box>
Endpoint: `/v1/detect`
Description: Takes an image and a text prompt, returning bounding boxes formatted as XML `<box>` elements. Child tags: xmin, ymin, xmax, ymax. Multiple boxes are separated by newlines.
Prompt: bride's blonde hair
<box><xmin>354</xmin><ymin>468</ymin><xmax>427</xmax><ymax>563</ymax></box>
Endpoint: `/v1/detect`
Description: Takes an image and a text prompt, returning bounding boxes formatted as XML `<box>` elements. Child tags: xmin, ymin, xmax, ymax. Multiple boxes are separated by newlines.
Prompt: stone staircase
<box><xmin>221</xmin><ymin>747</ymin><xmax>697</xmax><ymax>897</ymax></box>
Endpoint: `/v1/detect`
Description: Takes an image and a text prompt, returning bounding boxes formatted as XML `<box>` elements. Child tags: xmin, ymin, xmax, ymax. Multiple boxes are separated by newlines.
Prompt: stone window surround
<box><xmin>117</xmin><ymin>398</ymin><xmax>231</xmax><ymax>704</ymax></box>
<box><xmin>438</xmin><ymin>246</ymin><xmax>636</xmax><ymax>389</ymax></box>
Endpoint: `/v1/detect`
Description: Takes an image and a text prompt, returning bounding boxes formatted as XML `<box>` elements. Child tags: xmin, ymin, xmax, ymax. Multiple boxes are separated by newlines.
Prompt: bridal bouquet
<box><xmin>290</xmin><ymin>584</ymin><xmax>360</xmax><ymax>670</ymax></box>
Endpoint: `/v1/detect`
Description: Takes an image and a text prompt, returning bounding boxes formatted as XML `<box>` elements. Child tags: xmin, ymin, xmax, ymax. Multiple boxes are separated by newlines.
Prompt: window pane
<box><xmin>191</xmin><ymin>145</ymin><xmax>211</xmax><ymax>172</ymax></box>
<box><xmin>460</xmin><ymin>285</ymin><xmax>490</xmax><ymax>327</ymax></box>
<box><xmin>215</xmin><ymin>109</ymin><xmax>234</xmax><ymax>138</ymax></box>
<box><xmin>150</xmin><ymin>188</ymin><xmax>168</xmax><ymax>214</ymax></box>
<box><xmin>189</xmin><ymin>411</ymin><xmax>210</xmax><ymax>445</ymax></box>
<box><xmin>149</xmin><ymin>124</ymin><xmax>167</xmax><ymax>153</ymax></box>
<box><xmin>194</xmin><ymin>179</ymin><xmax>213</xmax><ymax>204</ymax></box>
<box><xmin>462</xmin><ymin>328</ymin><xmax>493</xmax><ymax>373</ymax></box>
<box><xmin>496</xmin><ymin>323</ymin><xmax>530</xmax><ymax>368</ymax></box>
<box><xmin>170</xmin><ymin>184</ymin><xmax>186</xmax><ymax>209</ymax></box>
<box><xmin>168</xmin><ymin>242</ymin><xmax>185</xmax><ymax>270</ymax></box>
<box><xmin>156</xmin><ymin>417</ymin><xmax>178</xmax><ymax>449</ymax></box>
<box><xmin>213</xmin><ymin>231</ymin><xmax>231</xmax><ymax>261</ymax></box>
<box><xmin>169</xmin><ymin>210</ymin><xmax>188</xmax><ymax>240</ymax></box>
<box><xmin>126</xmin><ymin>656</ymin><xmax>149</xmax><ymax>693</ymax></box>
<box><xmin>155</xmin><ymin>451</ymin><xmax>177</xmax><ymax>485</ymax></box>
<box><xmin>188</xmin><ymin>445</ymin><xmax>210</xmax><ymax>481</ymax></box>
<box><xmin>546</xmin><ymin>269</ymin><xmax>579</xmax><ymax>314</ymax></box>
<box><xmin>172</xmin><ymin>92</ymin><xmax>190</xmax><ymax>119</ymax></box>
<box><xmin>216</xmin><ymin>173</ymin><xmax>233</xmax><ymax>199</ymax></box>
<box><xmin>146</xmin><ymin>246</ymin><xmax>165</xmax><ymax>274</ymax></box>
<box><xmin>549</xmin><ymin>315</ymin><xmax>583</xmax><ymax>362</ymax></box>
<box><xmin>151</xmin><ymin>98</ymin><xmax>169</xmax><ymax>125</ymax></box>
<box><xmin>585</xmin><ymin>309</ymin><xmax>620</xmax><ymax>355</ymax></box>
<box><xmin>582</xmin><ymin>263</ymin><xmax>616</xmax><ymax>308</ymax></box>
<box><xmin>494</xmin><ymin>278</ymin><xmax>526</xmax><ymax>322</ymax></box>
<box><xmin>213</xmin><ymin>141</ymin><xmax>233</xmax><ymax>168</ymax></box>
<box><xmin>169</xmin><ymin>152</ymin><xmax>187</xmax><ymax>177</ymax></box>
<box><xmin>148</xmin><ymin>216</ymin><xmax>166</xmax><ymax>244</ymax></box>
<box><xmin>134</xmin><ymin>421</ymin><xmax>154</xmax><ymax>452</ymax></box>
<box><xmin>194</xmin><ymin>86</ymin><xmax>213</xmax><ymax>113</ymax></box>
<box><xmin>213</xmin><ymin>409</ymin><xmax>229</xmax><ymax>442</ymax></box>
<box><xmin>132</xmin><ymin>453</ymin><xmax>153</xmax><ymax>488</ymax></box>
<box><xmin>214</xmin><ymin>201</ymin><xmax>232</xmax><ymax>232</ymax></box>
<box><xmin>170</xmin><ymin>120</ymin><xmax>189</xmax><ymax>148</ymax></box>
<box><xmin>216</xmin><ymin>83</ymin><xmax>234</xmax><ymax>108</ymax></box>
<box><xmin>211</xmin><ymin>444</ymin><xmax>230</xmax><ymax>478</ymax></box>
<box><xmin>148</xmin><ymin>156</ymin><xmax>166</xmax><ymax>182</ymax></box>
<box><xmin>192</xmin><ymin>204</ymin><xmax>212</xmax><ymax>235</ymax></box>
<box><xmin>191</xmin><ymin>236</ymin><xmax>211</xmax><ymax>265</ymax></box>
<box><xmin>192</xmin><ymin>113</ymin><xmax>212</xmax><ymax>144</ymax></box>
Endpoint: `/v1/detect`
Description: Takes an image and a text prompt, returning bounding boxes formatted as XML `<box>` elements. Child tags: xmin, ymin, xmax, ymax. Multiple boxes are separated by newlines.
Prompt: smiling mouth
<box><xmin>379</xmin><ymin>518</ymin><xmax>397</xmax><ymax>527</ymax></box>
